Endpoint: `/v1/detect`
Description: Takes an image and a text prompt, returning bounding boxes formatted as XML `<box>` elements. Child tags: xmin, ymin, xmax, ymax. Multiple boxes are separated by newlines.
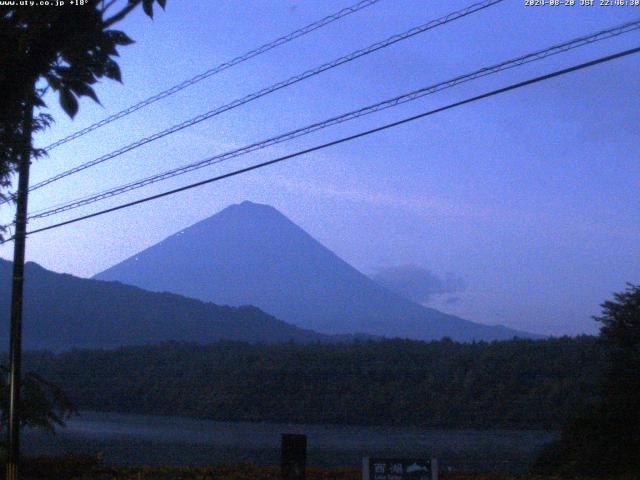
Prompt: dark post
<box><xmin>281</xmin><ymin>433</ymin><xmax>306</xmax><ymax>480</ymax></box>
<box><xmin>6</xmin><ymin>92</ymin><xmax>34</xmax><ymax>480</ymax></box>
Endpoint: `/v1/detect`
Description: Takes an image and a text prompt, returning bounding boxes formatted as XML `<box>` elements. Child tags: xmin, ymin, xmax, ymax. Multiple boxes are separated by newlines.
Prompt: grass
<box><xmin>98</xmin><ymin>468</ymin><xmax>638</xmax><ymax>480</ymax></box>
<box><xmin>13</xmin><ymin>454</ymin><xmax>636</xmax><ymax>480</ymax></box>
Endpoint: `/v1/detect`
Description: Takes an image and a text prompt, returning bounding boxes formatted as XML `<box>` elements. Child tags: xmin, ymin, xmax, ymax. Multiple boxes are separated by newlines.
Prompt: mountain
<box><xmin>0</xmin><ymin>259</ymin><xmax>332</xmax><ymax>351</ymax></box>
<box><xmin>95</xmin><ymin>201</ymin><xmax>535</xmax><ymax>341</ymax></box>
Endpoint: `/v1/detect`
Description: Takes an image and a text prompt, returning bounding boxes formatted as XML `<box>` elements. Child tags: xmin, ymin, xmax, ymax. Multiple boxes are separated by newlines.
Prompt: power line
<box><xmin>26</xmin><ymin>19</ymin><xmax>640</xmax><ymax>221</ymax></box>
<box><xmin>27</xmin><ymin>0</ymin><xmax>504</xmax><ymax>194</ymax></box>
<box><xmin>10</xmin><ymin>45</ymin><xmax>638</xmax><ymax>242</ymax></box>
<box><xmin>42</xmin><ymin>0</ymin><xmax>384</xmax><ymax>152</ymax></box>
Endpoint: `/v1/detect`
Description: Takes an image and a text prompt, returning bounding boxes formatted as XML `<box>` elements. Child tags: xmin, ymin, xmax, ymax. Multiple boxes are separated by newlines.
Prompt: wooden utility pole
<box><xmin>6</xmin><ymin>91</ymin><xmax>34</xmax><ymax>480</ymax></box>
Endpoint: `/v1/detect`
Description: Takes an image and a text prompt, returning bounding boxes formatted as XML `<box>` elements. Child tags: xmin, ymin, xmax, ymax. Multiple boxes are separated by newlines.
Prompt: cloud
<box><xmin>270</xmin><ymin>175</ymin><xmax>640</xmax><ymax>240</ymax></box>
<box><xmin>269</xmin><ymin>175</ymin><xmax>495</xmax><ymax>221</ymax></box>
<box><xmin>371</xmin><ymin>264</ymin><xmax>466</xmax><ymax>304</ymax></box>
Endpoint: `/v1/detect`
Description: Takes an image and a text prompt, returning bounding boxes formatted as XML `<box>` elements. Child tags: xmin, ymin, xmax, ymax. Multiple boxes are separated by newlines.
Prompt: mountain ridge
<box><xmin>0</xmin><ymin>259</ymin><xmax>338</xmax><ymax>351</ymax></box>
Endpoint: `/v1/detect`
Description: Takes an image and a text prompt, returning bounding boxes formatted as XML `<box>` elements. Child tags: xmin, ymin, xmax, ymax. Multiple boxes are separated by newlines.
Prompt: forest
<box><xmin>22</xmin><ymin>336</ymin><xmax>604</xmax><ymax>430</ymax></box>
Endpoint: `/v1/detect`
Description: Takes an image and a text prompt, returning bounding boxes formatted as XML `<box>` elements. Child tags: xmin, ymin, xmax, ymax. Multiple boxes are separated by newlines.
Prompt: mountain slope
<box><xmin>95</xmin><ymin>201</ymin><xmax>535</xmax><ymax>341</ymax></box>
<box><xmin>0</xmin><ymin>259</ymin><xmax>331</xmax><ymax>350</ymax></box>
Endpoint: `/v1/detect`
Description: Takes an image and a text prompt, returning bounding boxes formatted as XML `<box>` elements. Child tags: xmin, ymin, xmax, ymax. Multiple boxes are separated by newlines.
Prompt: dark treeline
<box><xmin>23</xmin><ymin>336</ymin><xmax>603</xmax><ymax>430</ymax></box>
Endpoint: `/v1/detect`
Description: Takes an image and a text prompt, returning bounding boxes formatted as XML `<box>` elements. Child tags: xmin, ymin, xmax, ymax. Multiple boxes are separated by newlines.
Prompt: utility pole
<box><xmin>6</xmin><ymin>90</ymin><xmax>34</xmax><ymax>480</ymax></box>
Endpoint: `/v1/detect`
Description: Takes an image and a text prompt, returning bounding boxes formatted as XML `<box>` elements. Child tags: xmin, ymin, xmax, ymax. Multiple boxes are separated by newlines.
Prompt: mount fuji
<box><xmin>95</xmin><ymin>201</ymin><xmax>535</xmax><ymax>341</ymax></box>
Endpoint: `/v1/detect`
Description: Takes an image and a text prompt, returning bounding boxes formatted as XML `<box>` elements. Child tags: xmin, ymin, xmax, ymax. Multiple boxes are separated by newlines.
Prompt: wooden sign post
<box><xmin>281</xmin><ymin>433</ymin><xmax>307</xmax><ymax>480</ymax></box>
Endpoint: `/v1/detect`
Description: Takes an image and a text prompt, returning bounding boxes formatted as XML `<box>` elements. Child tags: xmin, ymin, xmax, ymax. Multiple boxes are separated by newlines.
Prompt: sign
<box><xmin>362</xmin><ymin>458</ymin><xmax>438</xmax><ymax>480</ymax></box>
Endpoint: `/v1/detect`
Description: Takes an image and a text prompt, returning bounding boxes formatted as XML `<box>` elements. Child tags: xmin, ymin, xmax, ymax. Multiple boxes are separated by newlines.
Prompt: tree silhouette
<box><xmin>0</xmin><ymin>3</ymin><xmax>168</xmax><ymax>475</ymax></box>
<box><xmin>535</xmin><ymin>284</ymin><xmax>640</xmax><ymax>476</ymax></box>
<box><xmin>593</xmin><ymin>284</ymin><xmax>640</xmax><ymax>473</ymax></box>
<box><xmin>0</xmin><ymin>0</ymin><xmax>166</xmax><ymax>205</ymax></box>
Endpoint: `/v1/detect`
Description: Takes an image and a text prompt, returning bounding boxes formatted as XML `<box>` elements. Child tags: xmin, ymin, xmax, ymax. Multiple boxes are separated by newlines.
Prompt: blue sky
<box><xmin>2</xmin><ymin>0</ymin><xmax>639</xmax><ymax>336</ymax></box>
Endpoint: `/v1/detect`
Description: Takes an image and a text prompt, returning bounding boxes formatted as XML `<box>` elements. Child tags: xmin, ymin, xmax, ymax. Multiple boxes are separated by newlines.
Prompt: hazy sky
<box><xmin>2</xmin><ymin>0</ymin><xmax>638</xmax><ymax>336</ymax></box>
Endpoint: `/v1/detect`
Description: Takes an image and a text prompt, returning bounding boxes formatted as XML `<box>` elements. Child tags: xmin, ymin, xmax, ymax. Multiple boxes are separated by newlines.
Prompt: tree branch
<box><xmin>101</xmin><ymin>0</ymin><xmax>119</xmax><ymax>15</ymax></box>
<box><xmin>103</xmin><ymin>0</ymin><xmax>141</xmax><ymax>27</ymax></box>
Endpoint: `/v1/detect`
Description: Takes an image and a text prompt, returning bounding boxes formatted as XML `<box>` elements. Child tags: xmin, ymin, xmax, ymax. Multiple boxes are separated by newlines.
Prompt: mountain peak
<box><xmin>169</xmin><ymin>201</ymin><xmax>301</xmax><ymax>247</ymax></box>
<box><xmin>239</xmin><ymin>200</ymin><xmax>266</xmax><ymax>208</ymax></box>
<box><xmin>198</xmin><ymin>201</ymin><xmax>288</xmax><ymax>225</ymax></box>
<box><xmin>231</xmin><ymin>200</ymin><xmax>271</xmax><ymax>210</ymax></box>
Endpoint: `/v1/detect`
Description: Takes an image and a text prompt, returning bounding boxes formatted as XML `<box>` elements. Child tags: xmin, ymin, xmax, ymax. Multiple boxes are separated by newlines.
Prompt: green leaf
<box><xmin>156</xmin><ymin>0</ymin><xmax>166</xmax><ymax>9</ymax></box>
<box><xmin>70</xmin><ymin>82</ymin><xmax>101</xmax><ymax>105</ymax></box>
<box><xmin>104</xmin><ymin>59</ymin><xmax>122</xmax><ymax>83</ymax></box>
<box><xmin>33</xmin><ymin>95</ymin><xmax>47</xmax><ymax>109</ymax></box>
<box><xmin>59</xmin><ymin>89</ymin><xmax>79</xmax><ymax>118</ymax></box>
<box><xmin>99</xmin><ymin>37</ymin><xmax>119</xmax><ymax>57</ymax></box>
<box><xmin>44</xmin><ymin>74</ymin><xmax>61</xmax><ymax>91</ymax></box>
<box><xmin>142</xmin><ymin>0</ymin><xmax>154</xmax><ymax>18</ymax></box>
<box><xmin>106</xmin><ymin>30</ymin><xmax>135</xmax><ymax>46</ymax></box>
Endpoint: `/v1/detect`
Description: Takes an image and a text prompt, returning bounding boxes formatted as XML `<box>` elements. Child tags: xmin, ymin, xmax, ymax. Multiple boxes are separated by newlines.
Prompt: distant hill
<box><xmin>0</xmin><ymin>259</ymin><xmax>332</xmax><ymax>351</ymax></box>
<box><xmin>95</xmin><ymin>201</ymin><xmax>536</xmax><ymax>341</ymax></box>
